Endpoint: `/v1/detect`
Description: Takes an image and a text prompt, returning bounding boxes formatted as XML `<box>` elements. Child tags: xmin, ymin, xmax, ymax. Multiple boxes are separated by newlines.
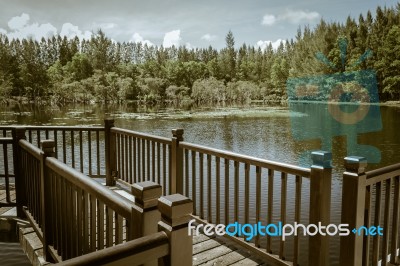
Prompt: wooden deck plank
<box><xmin>194</xmin><ymin>245</ymin><xmax>238</xmax><ymax>265</ymax></box>
<box><xmin>229</xmin><ymin>257</ymin><xmax>263</xmax><ymax>266</ymax></box>
<box><xmin>193</xmin><ymin>239</ymin><xmax>222</xmax><ymax>255</ymax></box>
<box><xmin>193</xmin><ymin>233</ymin><xmax>214</xmax><ymax>244</ymax></box>
<box><xmin>197</xmin><ymin>250</ymin><xmax>247</xmax><ymax>266</ymax></box>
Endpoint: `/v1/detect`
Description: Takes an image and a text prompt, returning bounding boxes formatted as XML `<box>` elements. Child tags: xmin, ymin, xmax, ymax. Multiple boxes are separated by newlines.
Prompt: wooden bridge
<box><xmin>0</xmin><ymin>119</ymin><xmax>399</xmax><ymax>266</ymax></box>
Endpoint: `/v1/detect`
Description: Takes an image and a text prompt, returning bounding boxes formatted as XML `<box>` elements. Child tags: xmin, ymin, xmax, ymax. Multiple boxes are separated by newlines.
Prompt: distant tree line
<box><xmin>0</xmin><ymin>4</ymin><xmax>399</xmax><ymax>105</ymax></box>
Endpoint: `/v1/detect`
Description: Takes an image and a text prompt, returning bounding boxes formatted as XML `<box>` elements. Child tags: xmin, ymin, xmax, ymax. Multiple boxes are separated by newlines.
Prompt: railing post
<box><xmin>131</xmin><ymin>181</ymin><xmax>162</xmax><ymax>266</ymax></box>
<box><xmin>340</xmin><ymin>156</ymin><xmax>367</xmax><ymax>266</ymax></box>
<box><xmin>309</xmin><ymin>151</ymin><xmax>332</xmax><ymax>266</ymax></box>
<box><xmin>158</xmin><ymin>194</ymin><xmax>193</xmax><ymax>266</ymax></box>
<box><xmin>12</xmin><ymin>127</ymin><xmax>26</xmax><ymax>217</ymax></box>
<box><xmin>40</xmin><ymin>140</ymin><xmax>56</xmax><ymax>262</ymax></box>
<box><xmin>105</xmin><ymin>118</ymin><xmax>116</xmax><ymax>186</ymax></box>
<box><xmin>170</xmin><ymin>129</ymin><xmax>184</xmax><ymax>194</ymax></box>
<box><xmin>131</xmin><ymin>181</ymin><xmax>162</xmax><ymax>238</ymax></box>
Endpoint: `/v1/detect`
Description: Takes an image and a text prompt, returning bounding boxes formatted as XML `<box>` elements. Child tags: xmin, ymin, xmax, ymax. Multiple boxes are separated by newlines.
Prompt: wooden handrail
<box><xmin>365</xmin><ymin>162</ymin><xmax>400</xmax><ymax>186</ymax></box>
<box><xmin>56</xmin><ymin>231</ymin><xmax>169</xmax><ymax>266</ymax></box>
<box><xmin>0</xmin><ymin>125</ymin><xmax>104</xmax><ymax>131</ymax></box>
<box><xmin>45</xmin><ymin>157</ymin><xmax>134</xmax><ymax>218</ymax></box>
<box><xmin>180</xmin><ymin>141</ymin><xmax>311</xmax><ymax>177</ymax></box>
<box><xmin>19</xmin><ymin>139</ymin><xmax>43</xmax><ymax>160</ymax></box>
<box><xmin>111</xmin><ymin>127</ymin><xmax>171</xmax><ymax>144</ymax></box>
<box><xmin>0</xmin><ymin>137</ymin><xmax>13</xmax><ymax>143</ymax></box>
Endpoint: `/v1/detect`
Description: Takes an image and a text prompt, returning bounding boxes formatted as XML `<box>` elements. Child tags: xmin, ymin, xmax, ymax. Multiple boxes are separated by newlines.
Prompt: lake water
<box><xmin>1</xmin><ymin>102</ymin><xmax>399</xmax><ymax>265</ymax></box>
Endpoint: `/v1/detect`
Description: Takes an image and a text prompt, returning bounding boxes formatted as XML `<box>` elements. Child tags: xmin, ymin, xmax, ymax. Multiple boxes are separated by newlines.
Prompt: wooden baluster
<box><xmin>293</xmin><ymin>175</ymin><xmax>302</xmax><ymax>266</ymax></box>
<box><xmin>279</xmin><ymin>172</ymin><xmax>287</xmax><ymax>259</ymax></box>
<box><xmin>104</xmin><ymin>118</ymin><xmax>116</xmax><ymax>186</ymax></box>
<box><xmin>390</xmin><ymin>176</ymin><xmax>399</xmax><ymax>264</ymax></box>
<box><xmin>255</xmin><ymin>166</ymin><xmax>261</xmax><ymax>248</ymax></box>
<box><xmin>372</xmin><ymin>182</ymin><xmax>382</xmax><ymax>265</ymax></box>
<box><xmin>12</xmin><ymin>127</ymin><xmax>26</xmax><ymax>217</ymax></box>
<box><xmin>266</xmin><ymin>168</ymin><xmax>274</xmax><ymax>253</ymax></box>
<box><xmin>192</xmin><ymin>151</ymin><xmax>197</xmax><ymax>215</ymax></box>
<box><xmin>234</xmin><ymin>161</ymin><xmax>239</xmax><ymax>222</ymax></box>
<box><xmin>224</xmin><ymin>159</ymin><xmax>229</xmax><ymax>225</ymax></box>
<box><xmin>199</xmin><ymin>153</ymin><xmax>204</xmax><ymax>219</ymax></box>
<box><xmin>381</xmin><ymin>178</ymin><xmax>392</xmax><ymax>265</ymax></box>
<box><xmin>207</xmin><ymin>154</ymin><xmax>212</xmax><ymax>223</ymax></box>
<box><xmin>216</xmin><ymin>157</ymin><xmax>221</xmax><ymax>224</ymax></box>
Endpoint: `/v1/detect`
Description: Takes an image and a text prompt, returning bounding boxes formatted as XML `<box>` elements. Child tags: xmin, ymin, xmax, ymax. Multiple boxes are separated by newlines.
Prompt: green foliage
<box><xmin>192</xmin><ymin>77</ymin><xmax>226</xmax><ymax>103</ymax></box>
<box><xmin>0</xmin><ymin>3</ymin><xmax>399</xmax><ymax>104</ymax></box>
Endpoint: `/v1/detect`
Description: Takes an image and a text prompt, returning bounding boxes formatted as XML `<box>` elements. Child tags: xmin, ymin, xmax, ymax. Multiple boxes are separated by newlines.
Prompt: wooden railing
<box><xmin>109</xmin><ymin>125</ymin><xmax>172</xmax><ymax>194</ymax></box>
<box><xmin>341</xmin><ymin>157</ymin><xmax>400</xmax><ymax>266</ymax></box>
<box><xmin>15</xmin><ymin>136</ymin><xmax>193</xmax><ymax>265</ymax></box>
<box><xmin>0</xmin><ymin>136</ymin><xmax>15</xmax><ymax>207</ymax></box>
<box><xmin>0</xmin><ymin>125</ymin><xmax>105</xmax><ymax>177</ymax></box>
<box><xmin>104</xmin><ymin>120</ymin><xmax>333</xmax><ymax>266</ymax></box>
<box><xmin>178</xmin><ymin>143</ymin><xmax>332</xmax><ymax>266</ymax></box>
<box><xmin>2</xmin><ymin>119</ymin><xmax>399</xmax><ymax>265</ymax></box>
<box><xmin>57</xmin><ymin>231</ymin><xmax>170</xmax><ymax>266</ymax></box>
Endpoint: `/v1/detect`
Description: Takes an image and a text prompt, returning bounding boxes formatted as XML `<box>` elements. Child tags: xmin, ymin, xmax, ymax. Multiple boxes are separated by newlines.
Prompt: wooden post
<box><xmin>170</xmin><ymin>129</ymin><xmax>184</xmax><ymax>194</ymax></box>
<box><xmin>131</xmin><ymin>181</ymin><xmax>162</xmax><ymax>238</ymax></box>
<box><xmin>158</xmin><ymin>194</ymin><xmax>193</xmax><ymax>266</ymax></box>
<box><xmin>309</xmin><ymin>151</ymin><xmax>332</xmax><ymax>266</ymax></box>
<box><xmin>12</xmin><ymin>127</ymin><xmax>26</xmax><ymax>217</ymax></box>
<box><xmin>131</xmin><ymin>181</ymin><xmax>162</xmax><ymax>266</ymax></box>
<box><xmin>40</xmin><ymin>140</ymin><xmax>56</xmax><ymax>262</ymax></box>
<box><xmin>340</xmin><ymin>156</ymin><xmax>367</xmax><ymax>266</ymax></box>
<box><xmin>105</xmin><ymin>118</ymin><xmax>116</xmax><ymax>186</ymax></box>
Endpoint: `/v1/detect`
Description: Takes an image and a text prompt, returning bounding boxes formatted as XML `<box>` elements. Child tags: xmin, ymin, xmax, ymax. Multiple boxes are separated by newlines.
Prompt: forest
<box><xmin>0</xmin><ymin>4</ymin><xmax>399</xmax><ymax>106</ymax></box>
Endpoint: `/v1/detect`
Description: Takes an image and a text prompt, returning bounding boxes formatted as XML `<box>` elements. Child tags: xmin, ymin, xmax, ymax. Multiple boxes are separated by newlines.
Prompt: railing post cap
<box><xmin>158</xmin><ymin>194</ymin><xmax>192</xmax><ymax>227</ymax></box>
<box><xmin>104</xmin><ymin>118</ymin><xmax>115</xmax><ymax>126</ymax></box>
<box><xmin>172</xmin><ymin>129</ymin><xmax>184</xmax><ymax>140</ymax></box>
<box><xmin>311</xmin><ymin>151</ymin><xmax>332</xmax><ymax>168</ymax></box>
<box><xmin>344</xmin><ymin>156</ymin><xmax>367</xmax><ymax>174</ymax></box>
<box><xmin>13</xmin><ymin>127</ymin><xmax>26</xmax><ymax>138</ymax></box>
<box><xmin>40</xmin><ymin>139</ymin><xmax>55</xmax><ymax>148</ymax></box>
<box><xmin>40</xmin><ymin>139</ymin><xmax>56</xmax><ymax>156</ymax></box>
<box><xmin>131</xmin><ymin>181</ymin><xmax>162</xmax><ymax>209</ymax></box>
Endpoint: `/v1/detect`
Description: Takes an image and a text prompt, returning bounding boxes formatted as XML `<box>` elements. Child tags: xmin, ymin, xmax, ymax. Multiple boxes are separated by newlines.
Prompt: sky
<box><xmin>0</xmin><ymin>0</ymin><xmax>398</xmax><ymax>50</ymax></box>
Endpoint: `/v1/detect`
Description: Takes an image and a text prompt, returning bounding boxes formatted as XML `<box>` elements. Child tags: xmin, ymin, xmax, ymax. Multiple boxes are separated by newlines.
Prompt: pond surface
<box><xmin>1</xmin><ymin>102</ymin><xmax>399</xmax><ymax>265</ymax></box>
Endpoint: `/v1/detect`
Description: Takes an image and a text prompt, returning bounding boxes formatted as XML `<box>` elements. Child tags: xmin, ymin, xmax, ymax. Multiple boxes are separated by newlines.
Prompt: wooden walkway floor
<box><xmin>193</xmin><ymin>233</ymin><xmax>267</xmax><ymax>266</ymax></box>
<box><xmin>108</xmin><ymin>181</ymin><xmax>268</xmax><ymax>266</ymax></box>
<box><xmin>1</xmin><ymin>182</ymin><xmax>268</xmax><ymax>266</ymax></box>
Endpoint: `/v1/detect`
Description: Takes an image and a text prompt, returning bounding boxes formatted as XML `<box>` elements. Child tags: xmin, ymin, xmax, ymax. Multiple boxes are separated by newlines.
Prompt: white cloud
<box><xmin>6</xmin><ymin>22</ymin><xmax>57</xmax><ymax>40</ymax></box>
<box><xmin>130</xmin><ymin>32</ymin><xmax>154</xmax><ymax>46</ymax></box>
<box><xmin>201</xmin><ymin>34</ymin><xmax>216</xmax><ymax>41</ymax></box>
<box><xmin>262</xmin><ymin>9</ymin><xmax>320</xmax><ymax>26</ymax></box>
<box><xmin>8</xmin><ymin>13</ymin><xmax>30</xmax><ymax>30</ymax></box>
<box><xmin>281</xmin><ymin>10</ymin><xmax>320</xmax><ymax>24</ymax></box>
<box><xmin>163</xmin><ymin>30</ymin><xmax>181</xmax><ymax>48</ymax></box>
<box><xmin>256</xmin><ymin>39</ymin><xmax>283</xmax><ymax>50</ymax></box>
<box><xmin>185</xmin><ymin>42</ymin><xmax>194</xmax><ymax>49</ymax></box>
<box><xmin>93</xmin><ymin>22</ymin><xmax>116</xmax><ymax>30</ymax></box>
<box><xmin>1</xmin><ymin>13</ymin><xmax>92</xmax><ymax>41</ymax></box>
<box><xmin>262</xmin><ymin>14</ymin><xmax>277</xmax><ymax>26</ymax></box>
<box><xmin>60</xmin><ymin>23</ymin><xmax>92</xmax><ymax>40</ymax></box>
